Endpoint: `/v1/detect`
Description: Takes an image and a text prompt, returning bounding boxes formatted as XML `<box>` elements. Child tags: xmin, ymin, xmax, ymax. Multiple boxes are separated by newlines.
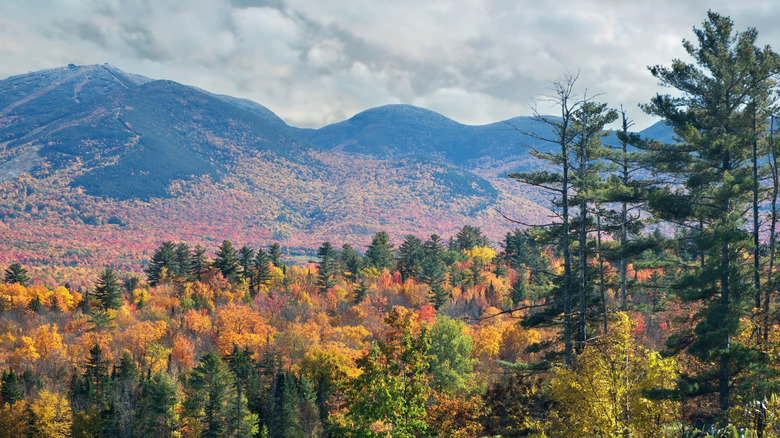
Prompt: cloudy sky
<box><xmin>1</xmin><ymin>0</ymin><xmax>778</xmax><ymax>129</ymax></box>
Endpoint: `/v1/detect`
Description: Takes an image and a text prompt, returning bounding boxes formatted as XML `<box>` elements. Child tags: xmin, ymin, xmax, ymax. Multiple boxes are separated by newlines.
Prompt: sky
<box><xmin>1</xmin><ymin>1</ymin><xmax>778</xmax><ymax>130</ymax></box>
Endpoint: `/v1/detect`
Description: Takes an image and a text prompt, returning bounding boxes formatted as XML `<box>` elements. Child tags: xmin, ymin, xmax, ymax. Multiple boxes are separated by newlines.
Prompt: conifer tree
<box><xmin>93</xmin><ymin>268</ymin><xmax>122</xmax><ymax>312</ymax></box>
<box><xmin>192</xmin><ymin>245</ymin><xmax>209</xmax><ymax>281</ymax></box>
<box><xmin>270</xmin><ymin>371</ymin><xmax>300</xmax><ymax>438</ymax></box>
<box><xmin>214</xmin><ymin>240</ymin><xmax>240</xmax><ymax>282</ymax></box>
<box><xmin>339</xmin><ymin>243</ymin><xmax>362</xmax><ymax>282</ymax></box>
<box><xmin>398</xmin><ymin>234</ymin><xmax>424</xmax><ymax>282</ymax></box>
<box><xmin>135</xmin><ymin>372</ymin><xmax>178</xmax><ymax>437</ymax></box>
<box><xmin>315</xmin><ymin>242</ymin><xmax>338</xmax><ymax>294</ymax></box>
<box><xmin>238</xmin><ymin>245</ymin><xmax>255</xmax><ymax>283</ymax></box>
<box><xmin>175</xmin><ymin>242</ymin><xmax>194</xmax><ymax>280</ymax></box>
<box><xmin>268</xmin><ymin>243</ymin><xmax>284</xmax><ymax>268</ymax></box>
<box><xmin>3</xmin><ymin>263</ymin><xmax>30</xmax><ymax>286</ymax></box>
<box><xmin>508</xmin><ymin>73</ymin><xmax>582</xmax><ymax>365</ymax></box>
<box><xmin>183</xmin><ymin>351</ymin><xmax>236</xmax><ymax>438</ymax></box>
<box><xmin>644</xmin><ymin>11</ymin><xmax>780</xmax><ymax>416</ymax></box>
<box><xmin>1</xmin><ymin>370</ymin><xmax>21</xmax><ymax>405</ymax></box>
<box><xmin>252</xmin><ymin>249</ymin><xmax>272</xmax><ymax>296</ymax></box>
<box><xmin>365</xmin><ymin>231</ymin><xmax>395</xmax><ymax>271</ymax></box>
<box><xmin>145</xmin><ymin>241</ymin><xmax>178</xmax><ymax>286</ymax></box>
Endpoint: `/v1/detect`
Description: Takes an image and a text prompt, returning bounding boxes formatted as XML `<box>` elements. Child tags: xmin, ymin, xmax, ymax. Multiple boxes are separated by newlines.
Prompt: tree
<box><xmin>214</xmin><ymin>240</ymin><xmax>240</xmax><ymax>282</ymax></box>
<box><xmin>145</xmin><ymin>241</ymin><xmax>178</xmax><ymax>286</ymax></box>
<box><xmin>450</xmin><ymin>225</ymin><xmax>490</xmax><ymax>252</ymax></box>
<box><xmin>644</xmin><ymin>11</ymin><xmax>780</xmax><ymax>416</ymax></box>
<box><xmin>365</xmin><ymin>231</ymin><xmax>395</xmax><ymax>271</ymax></box>
<box><xmin>508</xmin><ymin>73</ymin><xmax>582</xmax><ymax>365</ymax></box>
<box><xmin>252</xmin><ymin>249</ymin><xmax>272</xmax><ymax>296</ymax></box>
<box><xmin>183</xmin><ymin>351</ymin><xmax>234</xmax><ymax>438</ymax></box>
<box><xmin>239</xmin><ymin>245</ymin><xmax>255</xmax><ymax>283</ymax></box>
<box><xmin>1</xmin><ymin>371</ymin><xmax>21</xmax><ymax>405</ymax></box>
<box><xmin>26</xmin><ymin>390</ymin><xmax>73</xmax><ymax>438</ymax></box>
<box><xmin>270</xmin><ymin>371</ymin><xmax>300</xmax><ymax>438</ymax></box>
<box><xmin>397</xmin><ymin>235</ymin><xmax>424</xmax><ymax>282</ymax></box>
<box><xmin>3</xmin><ymin>263</ymin><xmax>30</xmax><ymax>286</ymax></box>
<box><xmin>315</xmin><ymin>242</ymin><xmax>338</xmax><ymax>294</ymax></box>
<box><xmin>176</xmin><ymin>243</ymin><xmax>194</xmax><ymax>279</ymax></box>
<box><xmin>339</xmin><ymin>243</ymin><xmax>362</xmax><ymax>282</ymax></box>
<box><xmin>332</xmin><ymin>307</ymin><xmax>432</xmax><ymax>437</ymax></box>
<box><xmin>428</xmin><ymin>316</ymin><xmax>475</xmax><ymax>393</ymax></box>
<box><xmin>93</xmin><ymin>268</ymin><xmax>122</xmax><ymax>312</ymax></box>
<box><xmin>570</xmin><ymin>98</ymin><xmax>618</xmax><ymax>350</ymax></box>
<box><xmin>268</xmin><ymin>243</ymin><xmax>284</xmax><ymax>268</ymax></box>
<box><xmin>192</xmin><ymin>245</ymin><xmax>209</xmax><ymax>281</ymax></box>
<box><xmin>135</xmin><ymin>372</ymin><xmax>178</xmax><ymax>437</ymax></box>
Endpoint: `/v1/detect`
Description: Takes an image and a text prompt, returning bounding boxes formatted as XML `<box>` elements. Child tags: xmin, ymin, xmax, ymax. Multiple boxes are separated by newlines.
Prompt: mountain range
<box><xmin>0</xmin><ymin>64</ymin><xmax>671</xmax><ymax>280</ymax></box>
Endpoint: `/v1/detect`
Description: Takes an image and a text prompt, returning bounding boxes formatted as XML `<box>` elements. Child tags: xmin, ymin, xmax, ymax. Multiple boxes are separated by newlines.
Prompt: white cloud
<box><xmin>0</xmin><ymin>0</ymin><xmax>778</xmax><ymax>129</ymax></box>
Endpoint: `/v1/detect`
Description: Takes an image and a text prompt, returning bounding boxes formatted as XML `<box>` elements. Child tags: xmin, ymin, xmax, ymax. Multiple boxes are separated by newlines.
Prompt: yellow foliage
<box><xmin>28</xmin><ymin>390</ymin><xmax>72</xmax><ymax>438</ymax></box>
<box><xmin>471</xmin><ymin>324</ymin><xmax>502</xmax><ymax>361</ymax></box>
<box><xmin>11</xmin><ymin>335</ymin><xmax>39</xmax><ymax>369</ymax></box>
<box><xmin>546</xmin><ymin>312</ymin><xmax>678</xmax><ymax>438</ymax></box>
<box><xmin>32</xmin><ymin>324</ymin><xmax>63</xmax><ymax>361</ymax></box>
<box><xmin>0</xmin><ymin>400</ymin><xmax>28</xmax><ymax>437</ymax></box>
<box><xmin>499</xmin><ymin>324</ymin><xmax>541</xmax><ymax>364</ymax></box>
<box><xmin>465</xmin><ymin>245</ymin><xmax>497</xmax><ymax>264</ymax></box>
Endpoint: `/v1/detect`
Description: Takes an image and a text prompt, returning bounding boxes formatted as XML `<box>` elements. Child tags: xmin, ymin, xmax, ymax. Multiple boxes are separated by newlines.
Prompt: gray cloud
<box><xmin>1</xmin><ymin>0</ymin><xmax>779</xmax><ymax>129</ymax></box>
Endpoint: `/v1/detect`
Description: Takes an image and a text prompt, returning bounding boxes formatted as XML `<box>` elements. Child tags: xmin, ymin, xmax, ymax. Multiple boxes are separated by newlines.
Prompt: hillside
<box><xmin>0</xmin><ymin>64</ymin><xmax>670</xmax><ymax>282</ymax></box>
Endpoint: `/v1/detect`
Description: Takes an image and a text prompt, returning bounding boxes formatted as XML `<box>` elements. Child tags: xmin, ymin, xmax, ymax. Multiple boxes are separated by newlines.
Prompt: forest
<box><xmin>3</xmin><ymin>10</ymin><xmax>780</xmax><ymax>438</ymax></box>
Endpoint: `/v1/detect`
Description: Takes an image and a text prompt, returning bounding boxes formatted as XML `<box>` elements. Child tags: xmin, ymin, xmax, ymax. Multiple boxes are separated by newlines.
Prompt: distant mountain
<box><xmin>300</xmin><ymin>104</ymin><xmax>560</xmax><ymax>164</ymax></box>
<box><xmin>0</xmin><ymin>64</ymin><xmax>673</xmax><ymax>276</ymax></box>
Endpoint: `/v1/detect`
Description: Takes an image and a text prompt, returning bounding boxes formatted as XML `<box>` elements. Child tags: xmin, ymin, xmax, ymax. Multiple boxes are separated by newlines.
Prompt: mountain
<box><xmin>0</xmin><ymin>64</ymin><xmax>672</xmax><ymax>281</ymax></box>
<box><xmin>300</xmin><ymin>104</ymin><xmax>558</xmax><ymax>164</ymax></box>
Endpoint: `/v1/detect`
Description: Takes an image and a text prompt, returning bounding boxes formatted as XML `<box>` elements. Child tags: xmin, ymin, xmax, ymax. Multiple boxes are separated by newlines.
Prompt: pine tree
<box><xmin>238</xmin><ymin>245</ymin><xmax>255</xmax><ymax>282</ymax></box>
<box><xmin>315</xmin><ymin>242</ymin><xmax>338</xmax><ymax>294</ymax></box>
<box><xmin>644</xmin><ymin>11</ymin><xmax>780</xmax><ymax>416</ymax></box>
<box><xmin>175</xmin><ymin>243</ymin><xmax>194</xmax><ymax>280</ymax></box>
<box><xmin>270</xmin><ymin>371</ymin><xmax>300</xmax><ymax>438</ymax></box>
<box><xmin>93</xmin><ymin>268</ymin><xmax>123</xmax><ymax>312</ymax></box>
<box><xmin>450</xmin><ymin>225</ymin><xmax>490</xmax><ymax>251</ymax></box>
<box><xmin>135</xmin><ymin>372</ymin><xmax>178</xmax><ymax>437</ymax></box>
<box><xmin>252</xmin><ymin>249</ymin><xmax>273</xmax><ymax>297</ymax></box>
<box><xmin>192</xmin><ymin>245</ymin><xmax>209</xmax><ymax>281</ymax></box>
<box><xmin>339</xmin><ymin>243</ymin><xmax>362</xmax><ymax>282</ymax></box>
<box><xmin>507</xmin><ymin>73</ymin><xmax>582</xmax><ymax>365</ymax></box>
<box><xmin>365</xmin><ymin>231</ymin><xmax>394</xmax><ymax>271</ymax></box>
<box><xmin>184</xmin><ymin>351</ymin><xmax>234</xmax><ymax>438</ymax></box>
<box><xmin>214</xmin><ymin>240</ymin><xmax>240</xmax><ymax>282</ymax></box>
<box><xmin>397</xmin><ymin>234</ymin><xmax>424</xmax><ymax>282</ymax></box>
<box><xmin>1</xmin><ymin>370</ymin><xmax>21</xmax><ymax>405</ymax></box>
<box><xmin>3</xmin><ymin>263</ymin><xmax>30</xmax><ymax>286</ymax></box>
<box><xmin>268</xmin><ymin>243</ymin><xmax>284</xmax><ymax>268</ymax></box>
<box><xmin>145</xmin><ymin>241</ymin><xmax>178</xmax><ymax>286</ymax></box>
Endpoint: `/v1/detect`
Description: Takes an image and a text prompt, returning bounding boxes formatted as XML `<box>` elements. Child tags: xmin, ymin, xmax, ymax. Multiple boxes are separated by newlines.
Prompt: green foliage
<box><xmin>93</xmin><ymin>268</ymin><xmax>122</xmax><ymax>312</ymax></box>
<box><xmin>135</xmin><ymin>372</ymin><xmax>178</xmax><ymax>437</ymax></box>
<box><xmin>429</xmin><ymin>316</ymin><xmax>475</xmax><ymax>393</ymax></box>
<box><xmin>214</xmin><ymin>240</ymin><xmax>240</xmax><ymax>282</ymax></box>
<box><xmin>3</xmin><ymin>263</ymin><xmax>30</xmax><ymax>286</ymax></box>
<box><xmin>365</xmin><ymin>231</ymin><xmax>395</xmax><ymax>271</ymax></box>
<box><xmin>315</xmin><ymin>242</ymin><xmax>338</xmax><ymax>294</ymax></box>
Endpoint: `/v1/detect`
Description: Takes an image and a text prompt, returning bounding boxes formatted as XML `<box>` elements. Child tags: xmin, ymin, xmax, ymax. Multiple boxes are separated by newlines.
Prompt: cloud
<box><xmin>1</xmin><ymin>0</ymin><xmax>778</xmax><ymax>129</ymax></box>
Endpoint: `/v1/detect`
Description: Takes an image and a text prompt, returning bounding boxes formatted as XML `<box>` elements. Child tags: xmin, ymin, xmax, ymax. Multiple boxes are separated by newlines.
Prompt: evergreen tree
<box><xmin>450</xmin><ymin>225</ymin><xmax>491</xmax><ymax>251</ymax></box>
<box><xmin>268</xmin><ymin>243</ymin><xmax>284</xmax><ymax>268</ymax></box>
<box><xmin>175</xmin><ymin>243</ymin><xmax>194</xmax><ymax>280</ymax></box>
<box><xmin>270</xmin><ymin>371</ymin><xmax>300</xmax><ymax>438</ymax></box>
<box><xmin>353</xmin><ymin>276</ymin><xmax>369</xmax><ymax>304</ymax></box>
<box><xmin>214</xmin><ymin>240</ymin><xmax>240</xmax><ymax>282</ymax></box>
<box><xmin>507</xmin><ymin>73</ymin><xmax>582</xmax><ymax>365</ymax></box>
<box><xmin>252</xmin><ymin>249</ymin><xmax>273</xmax><ymax>297</ymax></box>
<box><xmin>423</xmin><ymin>234</ymin><xmax>446</xmax><ymax>260</ymax></box>
<box><xmin>145</xmin><ymin>241</ymin><xmax>178</xmax><ymax>286</ymax></box>
<box><xmin>315</xmin><ymin>242</ymin><xmax>338</xmax><ymax>294</ymax></box>
<box><xmin>1</xmin><ymin>370</ymin><xmax>21</xmax><ymax>405</ymax></box>
<box><xmin>238</xmin><ymin>245</ymin><xmax>255</xmax><ymax>282</ymax></box>
<box><xmin>135</xmin><ymin>372</ymin><xmax>178</xmax><ymax>437</ymax></box>
<box><xmin>192</xmin><ymin>245</ymin><xmax>209</xmax><ymax>281</ymax></box>
<box><xmin>183</xmin><ymin>351</ymin><xmax>234</xmax><ymax>438</ymax></box>
<box><xmin>365</xmin><ymin>231</ymin><xmax>395</xmax><ymax>271</ymax></box>
<box><xmin>397</xmin><ymin>234</ymin><xmax>424</xmax><ymax>282</ymax></box>
<box><xmin>644</xmin><ymin>11</ymin><xmax>780</xmax><ymax>416</ymax></box>
<box><xmin>339</xmin><ymin>243</ymin><xmax>362</xmax><ymax>282</ymax></box>
<box><xmin>93</xmin><ymin>268</ymin><xmax>123</xmax><ymax>312</ymax></box>
<box><xmin>3</xmin><ymin>263</ymin><xmax>30</xmax><ymax>286</ymax></box>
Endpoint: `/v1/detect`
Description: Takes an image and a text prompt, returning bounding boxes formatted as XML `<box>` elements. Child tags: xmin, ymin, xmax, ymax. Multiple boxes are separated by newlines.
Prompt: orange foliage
<box><xmin>215</xmin><ymin>303</ymin><xmax>275</xmax><ymax>355</ymax></box>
